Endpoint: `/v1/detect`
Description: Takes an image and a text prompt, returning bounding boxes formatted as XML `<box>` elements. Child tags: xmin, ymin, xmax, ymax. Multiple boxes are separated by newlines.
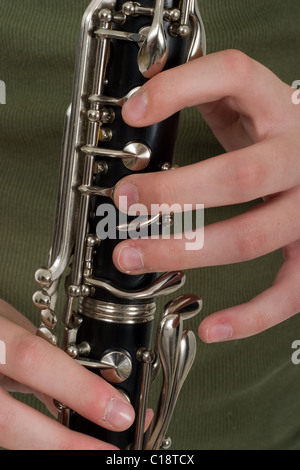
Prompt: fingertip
<box><xmin>104</xmin><ymin>397</ymin><xmax>135</xmax><ymax>431</ymax></box>
<box><xmin>198</xmin><ymin>318</ymin><xmax>233</xmax><ymax>343</ymax></box>
<box><xmin>122</xmin><ymin>88</ymin><xmax>148</xmax><ymax>126</ymax></box>
<box><xmin>113</xmin><ymin>243</ymin><xmax>144</xmax><ymax>274</ymax></box>
<box><xmin>113</xmin><ymin>180</ymin><xmax>138</xmax><ymax>212</ymax></box>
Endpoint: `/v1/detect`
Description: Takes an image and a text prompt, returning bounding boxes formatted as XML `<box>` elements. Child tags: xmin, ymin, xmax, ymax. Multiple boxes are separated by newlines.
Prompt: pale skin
<box><xmin>113</xmin><ymin>50</ymin><xmax>300</xmax><ymax>343</ymax></box>
<box><xmin>1</xmin><ymin>49</ymin><xmax>300</xmax><ymax>449</ymax></box>
<box><xmin>0</xmin><ymin>299</ymin><xmax>135</xmax><ymax>449</ymax></box>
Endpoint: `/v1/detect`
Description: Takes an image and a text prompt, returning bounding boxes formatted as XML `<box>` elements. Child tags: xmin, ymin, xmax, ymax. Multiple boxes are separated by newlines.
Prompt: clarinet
<box><xmin>33</xmin><ymin>0</ymin><xmax>205</xmax><ymax>450</ymax></box>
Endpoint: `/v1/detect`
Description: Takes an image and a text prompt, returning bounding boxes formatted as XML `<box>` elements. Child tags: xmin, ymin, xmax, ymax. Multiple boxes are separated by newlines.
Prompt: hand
<box><xmin>0</xmin><ymin>299</ymin><xmax>135</xmax><ymax>450</ymax></box>
<box><xmin>112</xmin><ymin>50</ymin><xmax>300</xmax><ymax>343</ymax></box>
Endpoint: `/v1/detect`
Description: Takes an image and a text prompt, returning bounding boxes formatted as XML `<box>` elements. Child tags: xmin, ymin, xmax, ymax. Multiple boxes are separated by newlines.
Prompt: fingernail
<box><xmin>118</xmin><ymin>246</ymin><xmax>144</xmax><ymax>272</ymax></box>
<box><xmin>105</xmin><ymin>398</ymin><xmax>134</xmax><ymax>429</ymax></box>
<box><xmin>123</xmin><ymin>89</ymin><xmax>148</xmax><ymax>121</ymax></box>
<box><xmin>207</xmin><ymin>324</ymin><xmax>232</xmax><ymax>343</ymax></box>
<box><xmin>115</xmin><ymin>183</ymin><xmax>138</xmax><ymax>213</ymax></box>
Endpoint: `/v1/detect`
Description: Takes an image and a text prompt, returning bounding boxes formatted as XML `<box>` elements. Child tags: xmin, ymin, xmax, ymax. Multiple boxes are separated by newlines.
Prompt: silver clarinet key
<box><xmin>33</xmin><ymin>0</ymin><xmax>206</xmax><ymax>450</ymax></box>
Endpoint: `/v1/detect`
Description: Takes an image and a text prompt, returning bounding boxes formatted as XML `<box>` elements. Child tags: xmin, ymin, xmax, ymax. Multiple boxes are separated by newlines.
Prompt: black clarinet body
<box><xmin>33</xmin><ymin>0</ymin><xmax>205</xmax><ymax>450</ymax></box>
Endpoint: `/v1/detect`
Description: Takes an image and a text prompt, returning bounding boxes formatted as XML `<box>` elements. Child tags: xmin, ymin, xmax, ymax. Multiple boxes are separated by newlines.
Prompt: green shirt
<box><xmin>0</xmin><ymin>0</ymin><xmax>300</xmax><ymax>450</ymax></box>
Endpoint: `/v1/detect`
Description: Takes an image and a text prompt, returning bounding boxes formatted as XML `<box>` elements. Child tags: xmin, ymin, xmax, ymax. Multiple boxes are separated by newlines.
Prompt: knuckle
<box><xmin>229</xmin><ymin>158</ymin><xmax>265</xmax><ymax>198</ymax></box>
<box><xmin>222</xmin><ymin>49</ymin><xmax>253</xmax><ymax>86</ymax></box>
<box><xmin>234</xmin><ymin>221</ymin><xmax>266</xmax><ymax>260</ymax></box>
<box><xmin>149</xmin><ymin>175</ymin><xmax>163</xmax><ymax>204</ymax></box>
<box><xmin>284</xmin><ymin>290</ymin><xmax>300</xmax><ymax>315</ymax></box>
<box><xmin>152</xmin><ymin>174</ymin><xmax>173</xmax><ymax>206</ymax></box>
<box><xmin>252</xmin><ymin>308</ymin><xmax>270</xmax><ymax>334</ymax></box>
<box><xmin>14</xmin><ymin>334</ymin><xmax>44</xmax><ymax>372</ymax></box>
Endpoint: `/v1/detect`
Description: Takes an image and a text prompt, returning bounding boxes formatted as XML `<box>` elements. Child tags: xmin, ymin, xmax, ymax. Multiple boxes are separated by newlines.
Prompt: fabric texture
<box><xmin>0</xmin><ymin>0</ymin><xmax>300</xmax><ymax>449</ymax></box>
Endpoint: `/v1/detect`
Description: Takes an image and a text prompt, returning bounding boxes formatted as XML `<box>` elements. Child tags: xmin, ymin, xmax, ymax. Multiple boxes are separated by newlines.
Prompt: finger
<box><xmin>0</xmin><ymin>318</ymin><xmax>135</xmax><ymax>432</ymax></box>
<box><xmin>0</xmin><ymin>373</ymin><xmax>58</xmax><ymax>416</ymax></box>
<box><xmin>113</xmin><ymin>188</ymin><xmax>300</xmax><ymax>274</ymax></box>
<box><xmin>0</xmin><ymin>299</ymin><xmax>36</xmax><ymax>334</ymax></box>
<box><xmin>0</xmin><ymin>302</ymin><xmax>60</xmax><ymax>416</ymax></box>
<box><xmin>113</xmin><ymin>133</ymin><xmax>300</xmax><ymax>212</ymax></box>
<box><xmin>0</xmin><ymin>374</ymin><xmax>34</xmax><ymax>394</ymax></box>
<box><xmin>198</xmin><ymin>240</ymin><xmax>300</xmax><ymax>342</ymax></box>
<box><xmin>0</xmin><ymin>387</ymin><xmax>118</xmax><ymax>450</ymax></box>
<box><xmin>122</xmin><ymin>50</ymin><xmax>292</xmax><ymax>129</ymax></box>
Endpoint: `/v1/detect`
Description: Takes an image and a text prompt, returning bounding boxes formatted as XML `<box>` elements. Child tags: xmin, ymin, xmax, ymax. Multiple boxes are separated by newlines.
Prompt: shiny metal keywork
<box><xmin>33</xmin><ymin>0</ymin><xmax>205</xmax><ymax>450</ymax></box>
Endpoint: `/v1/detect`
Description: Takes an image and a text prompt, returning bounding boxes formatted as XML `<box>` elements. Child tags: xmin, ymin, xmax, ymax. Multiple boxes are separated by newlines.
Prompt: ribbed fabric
<box><xmin>1</xmin><ymin>0</ymin><xmax>300</xmax><ymax>450</ymax></box>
